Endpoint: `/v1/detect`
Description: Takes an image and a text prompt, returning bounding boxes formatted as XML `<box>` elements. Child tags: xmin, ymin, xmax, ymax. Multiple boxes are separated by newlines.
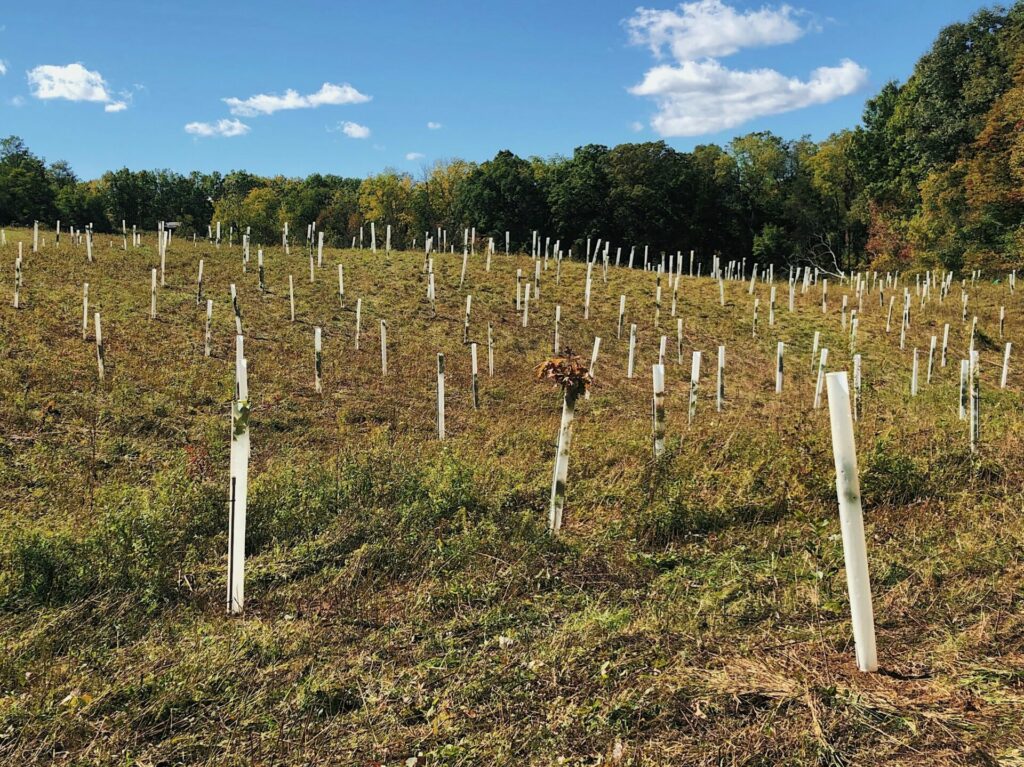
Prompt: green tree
<box><xmin>358</xmin><ymin>170</ymin><xmax>414</xmax><ymax>247</ymax></box>
<box><xmin>0</xmin><ymin>136</ymin><xmax>55</xmax><ymax>225</ymax></box>
<box><xmin>457</xmin><ymin>150</ymin><xmax>547</xmax><ymax>250</ymax></box>
<box><xmin>605</xmin><ymin>141</ymin><xmax>693</xmax><ymax>255</ymax></box>
<box><xmin>547</xmin><ymin>145</ymin><xmax>612</xmax><ymax>253</ymax></box>
<box><xmin>238</xmin><ymin>187</ymin><xmax>283</xmax><ymax>244</ymax></box>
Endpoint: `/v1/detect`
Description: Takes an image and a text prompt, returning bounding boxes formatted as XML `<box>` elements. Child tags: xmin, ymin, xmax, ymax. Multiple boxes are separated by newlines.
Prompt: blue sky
<box><xmin>0</xmin><ymin>0</ymin><xmax>990</xmax><ymax>180</ymax></box>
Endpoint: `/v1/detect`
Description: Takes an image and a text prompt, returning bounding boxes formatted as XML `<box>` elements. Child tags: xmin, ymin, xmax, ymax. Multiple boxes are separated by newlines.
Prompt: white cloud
<box><xmin>626</xmin><ymin>2</ymin><xmax>866</xmax><ymax>137</ymax></box>
<box><xmin>0</xmin><ymin>60</ymin><xmax>7</xmax><ymax>76</ymax></box>
<box><xmin>626</xmin><ymin>0</ymin><xmax>809</xmax><ymax>61</ymax></box>
<box><xmin>630</xmin><ymin>58</ymin><xmax>867</xmax><ymax>136</ymax></box>
<box><xmin>185</xmin><ymin>118</ymin><xmax>251</xmax><ymax>138</ymax></box>
<box><xmin>630</xmin><ymin>120</ymin><xmax>644</xmax><ymax>132</ymax></box>
<box><xmin>427</xmin><ymin>121</ymin><xmax>442</xmax><ymax>130</ymax></box>
<box><xmin>340</xmin><ymin>121</ymin><xmax>370</xmax><ymax>138</ymax></box>
<box><xmin>9</xmin><ymin>95</ymin><xmax>24</xmax><ymax>107</ymax></box>
<box><xmin>26</xmin><ymin>62</ymin><xmax>130</xmax><ymax>112</ymax></box>
<box><xmin>225</xmin><ymin>82</ymin><xmax>370</xmax><ymax>116</ymax></box>
<box><xmin>28</xmin><ymin>62</ymin><xmax>111</xmax><ymax>102</ymax></box>
<box><xmin>406</xmin><ymin>152</ymin><xmax>425</xmax><ymax>161</ymax></box>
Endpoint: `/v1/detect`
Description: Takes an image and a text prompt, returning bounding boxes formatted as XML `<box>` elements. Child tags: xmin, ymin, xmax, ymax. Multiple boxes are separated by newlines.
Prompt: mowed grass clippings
<box><xmin>0</xmin><ymin>228</ymin><xmax>1022</xmax><ymax>765</ymax></box>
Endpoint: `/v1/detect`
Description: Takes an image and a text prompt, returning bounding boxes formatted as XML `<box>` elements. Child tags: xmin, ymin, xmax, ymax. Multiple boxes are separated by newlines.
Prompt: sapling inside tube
<box><xmin>538</xmin><ymin>350</ymin><xmax>592</xmax><ymax>534</ymax></box>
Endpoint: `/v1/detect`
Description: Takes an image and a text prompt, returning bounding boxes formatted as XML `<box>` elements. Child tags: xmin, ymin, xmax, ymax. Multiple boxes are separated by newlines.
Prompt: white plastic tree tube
<box><xmin>627</xmin><ymin>324</ymin><xmax>637</xmax><ymax>379</ymax></box>
<box><xmin>652</xmin><ymin>364</ymin><xmax>666</xmax><ymax>458</ymax></box>
<box><xmin>959</xmin><ymin>359</ymin><xmax>968</xmax><ymax>420</ymax></box>
<box><xmin>355</xmin><ymin>298</ymin><xmax>362</xmax><ymax>351</ymax></box>
<box><xmin>970</xmin><ymin>351</ymin><xmax>980</xmax><ymax>452</ymax></box>
<box><xmin>548</xmin><ymin>386</ymin><xmax>579</xmax><ymax>533</ymax></box>
<box><xmin>205</xmin><ymin>300</ymin><xmax>213</xmax><ymax>358</ymax></box>
<box><xmin>775</xmin><ymin>341</ymin><xmax>784</xmax><ymax>393</ymax></box>
<box><xmin>380</xmin><ymin>320</ymin><xmax>388</xmax><ymax>376</ymax></box>
<box><xmin>197</xmin><ymin>259</ymin><xmax>205</xmax><ymax>305</ymax></box>
<box><xmin>825</xmin><ymin>371</ymin><xmax>878</xmax><ymax>673</ymax></box>
<box><xmin>150</xmin><ymin>268</ymin><xmax>157</xmax><ymax>319</ymax></box>
<box><xmin>553</xmin><ymin>305</ymin><xmax>561</xmax><ymax>354</ymax></box>
<box><xmin>585</xmin><ymin>336</ymin><xmax>601</xmax><ymax>401</ymax></box>
<box><xmin>655</xmin><ymin>277</ymin><xmax>662</xmax><ymax>328</ymax></box>
<box><xmin>471</xmin><ymin>342</ymin><xmax>480</xmax><ymax>409</ymax></box>
<box><xmin>437</xmin><ymin>353</ymin><xmax>446</xmax><ymax>440</ymax></box>
<box><xmin>487</xmin><ymin>323</ymin><xmax>495</xmax><ymax>376</ymax></box>
<box><xmin>94</xmin><ymin>312</ymin><xmax>105</xmax><ymax>381</ymax></box>
<box><xmin>911</xmin><ymin>348</ymin><xmax>919</xmax><ymax>397</ymax></box>
<box><xmin>1002</xmin><ymin>342</ymin><xmax>1012</xmax><ymax>389</ymax></box>
<box><xmin>853</xmin><ymin>353</ymin><xmax>862</xmax><ymax>421</ymax></box>
<box><xmin>227</xmin><ymin>335</ymin><xmax>249</xmax><ymax>615</ymax></box>
<box><xmin>617</xmin><ymin>295</ymin><xmax>626</xmax><ymax>339</ymax></box>
<box><xmin>583</xmin><ymin>265</ymin><xmax>592</xmax><ymax>320</ymax></box>
<box><xmin>314</xmin><ymin>327</ymin><xmax>323</xmax><ymax>393</ymax></box>
<box><xmin>716</xmin><ymin>345</ymin><xmax>725</xmax><ymax>412</ymax></box>
<box><xmin>231</xmin><ymin>283</ymin><xmax>243</xmax><ymax>334</ymax></box>
<box><xmin>82</xmin><ymin>283</ymin><xmax>89</xmax><ymax>340</ymax></box>
<box><xmin>814</xmin><ymin>348</ymin><xmax>829</xmax><ymax>409</ymax></box>
<box><xmin>688</xmin><ymin>351</ymin><xmax>701</xmax><ymax>424</ymax></box>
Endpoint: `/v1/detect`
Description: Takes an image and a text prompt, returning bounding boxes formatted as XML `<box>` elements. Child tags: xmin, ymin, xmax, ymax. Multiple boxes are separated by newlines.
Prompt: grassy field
<box><xmin>0</xmin><ymin>227</ymin><xmax>1022</xmax><ymax>765</ymax></box>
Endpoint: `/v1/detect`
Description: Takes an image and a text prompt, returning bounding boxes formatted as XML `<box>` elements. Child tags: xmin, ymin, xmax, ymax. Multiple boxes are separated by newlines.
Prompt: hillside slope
<box><xmin>0</xmin><ymin>231</ymin><xmax>1022</xmax><ymax>765</ymax></box>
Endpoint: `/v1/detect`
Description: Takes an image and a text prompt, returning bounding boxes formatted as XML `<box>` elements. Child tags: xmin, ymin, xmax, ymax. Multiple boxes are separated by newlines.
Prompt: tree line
<box><xmin>3</xmin><ymin>3</ymin><xmax>1024</xmax><ymax>272</ymax></box>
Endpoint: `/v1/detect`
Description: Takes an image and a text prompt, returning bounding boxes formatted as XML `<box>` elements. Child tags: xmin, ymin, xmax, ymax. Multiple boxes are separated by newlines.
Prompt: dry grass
<box><xmin>0</xmin><ymin>227</ymin><xmax>1022</xmax><ymax>765</ymax></box>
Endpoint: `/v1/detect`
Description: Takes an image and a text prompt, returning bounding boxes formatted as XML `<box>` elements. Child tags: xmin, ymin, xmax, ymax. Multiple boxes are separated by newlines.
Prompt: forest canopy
<box><xmin>4</xmin><ymin>2</ymin><xmax>1024</xmax><ymax>273</ymax></box>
